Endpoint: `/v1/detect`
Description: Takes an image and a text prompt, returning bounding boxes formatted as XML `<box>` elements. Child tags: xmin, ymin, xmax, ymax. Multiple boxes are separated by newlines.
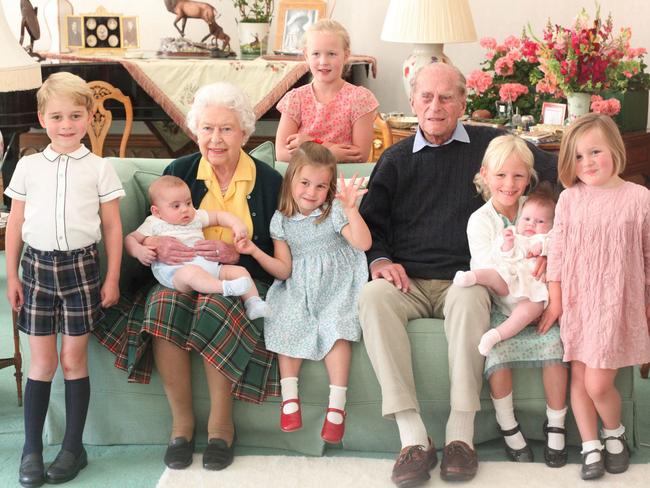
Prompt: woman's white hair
<box><xmin>186</xmin><ymin>82</ymin><xmax>256</xmax><ymax>142</ymax></box>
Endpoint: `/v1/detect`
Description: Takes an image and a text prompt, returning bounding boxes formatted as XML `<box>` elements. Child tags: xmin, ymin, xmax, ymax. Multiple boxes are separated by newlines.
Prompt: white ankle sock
<box><xmin>244</xmin><ymin>296</ymin><xmax>269</xmax><ymax>320</ymax></box>
<box><xmin>326</xmin><ymin>385</ymin><xmax>347</xmax><ymax>424</ymax></box>
<box><xmin>222</xmin><ymin>277</ymin><xmax>252</xmax><ymax>296</ymax></box>
<box><xmin>602</xmin><ymin>424</ymin><xmax>626</xmax><ymax>454</ymax></box>
<box><xmin>280</xmin><ymin>377</ymin><xmax>299</xmax><ymax>414</ymax></box>
<box><xmin>546</xmin><ymin>405</ymin><xmax>567</xmax><ymax>451</ymax></box>
<box><xmin>445</xmin><ymin>410</ymin><xmax>475</xmax><ymax>448</ymax></box>
<box><xmin>492</xmin><ymin>393</ymin><xmax>526</xmax><ymax>450</ymax></box>
<box><xmin>453</xmin><ymin>270</ymin><xmax>477</xmax><ymax>287</ymax></box>
<box><xmin>582</xmin><ymin>439</ymin><xmax>603</xmax><ymax>464</ymax></box>
<box><xmin>478</xmin><ymin>329</ymin><xmax>502</xmax><ymax>356</ymax></box>
<box><xmin>395</xmin><ymin>409</ymin><xmax>428</xmax><ymax>449</ymax></box>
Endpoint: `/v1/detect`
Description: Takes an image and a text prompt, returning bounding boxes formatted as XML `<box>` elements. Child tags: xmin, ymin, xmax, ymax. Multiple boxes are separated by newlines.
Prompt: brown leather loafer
<box><xmin>391</xmin><ymin>439</ymin><xmax>438</xmax><ymax>488</ymax></box>
<box><xmin>440</xmin><ymin>441</ymin><xmax>478</xmax><ymax>481</ymax></box>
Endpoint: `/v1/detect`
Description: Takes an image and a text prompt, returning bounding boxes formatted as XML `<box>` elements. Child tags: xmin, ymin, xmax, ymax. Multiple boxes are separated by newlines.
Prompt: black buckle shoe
<box><xmin>581</xmin><ymin>448</ymin><xmax>605</xmax><ymax>480</ymax></box>
<box><xmin>499</xmin><ymin>424</ymin><xmax>534</xmax><ymax>462</ymax></box>
<box><xmin>19</xmin><ymin>452</ymin><xmax>45</xmax><ymax>488</ymax></box>
<box><xmin>46</xmin><ymin>447</ymin><xmax>88</xmax><ymax>484</ymax></box>
<box><xmin>203</xmin><ymin>438</ymin><xmax>235</xmax><ymax>471</ymax></box>
<box><xmin>164</xmin><ymin>436</ymin><xmax>195</xmax><ymax>470</ymax></box>
<box><xmin>543</xmin><ymin>421</ymin><xmax>568</xmax><ymax>468</ymax></box>
<box><xmin>603</xmin><ymin>433</ymin><xmax>630</xmax><ymax>474</ymax></box>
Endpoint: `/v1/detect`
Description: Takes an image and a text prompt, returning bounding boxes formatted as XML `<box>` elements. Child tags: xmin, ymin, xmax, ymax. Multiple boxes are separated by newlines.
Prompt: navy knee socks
<box><xmin>62</xmin><ymin>377</ymin><xmax>91</xmax><ymax>456</ymax></box>
<box><xmin>22</xmin><ymin>378</ymin><xmax>52</xmax><ymax>457</ymax></box>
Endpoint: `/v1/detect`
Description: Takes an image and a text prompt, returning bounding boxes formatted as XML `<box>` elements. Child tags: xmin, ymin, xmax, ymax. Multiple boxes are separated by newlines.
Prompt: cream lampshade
<box><xmin>0</xmin><ymin>4</ymin><xmax>42</xmax><ymax>93</ymax></box>
<box><xmin>381</xmin><ymin>0</ymin><xmax>476</xmax><ymax>97</ymax></box>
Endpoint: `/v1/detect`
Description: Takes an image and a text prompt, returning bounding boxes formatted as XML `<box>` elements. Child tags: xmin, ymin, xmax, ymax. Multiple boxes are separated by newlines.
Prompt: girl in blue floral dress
<box><xmin>236</xmin><ymin>142</ymin><xmax>370</xmax><ymax>444</ymax></box>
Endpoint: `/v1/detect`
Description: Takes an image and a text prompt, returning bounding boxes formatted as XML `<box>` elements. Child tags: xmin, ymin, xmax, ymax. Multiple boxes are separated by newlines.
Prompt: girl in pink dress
<box><xmin>275</xmin><ymin>19</ymin><xmax>378</xmax><ymax>163</ymax></box>
<box><xmin>541</xmin><ymin>113</ymin><xmax>650</xmax><ymax>481</ymax></box>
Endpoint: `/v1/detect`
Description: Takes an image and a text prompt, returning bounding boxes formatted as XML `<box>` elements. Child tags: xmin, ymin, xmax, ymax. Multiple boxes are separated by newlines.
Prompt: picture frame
<box><xmin>74</xmin><ymin>7</ymin><xmax>124</xmax><ymax>52</ymax></box>
<box><xmin>274</xmin><ymin>1</ymin><xmax>327</xmax><ymax>54</ymax></box>
<box><xmin>65</xmin><ymin>15</ymin><xmax>83</xmax><ymax>48</ymax></box>
<box><xmin>541</xmin><ymin>102</ymin><xmax>567</xmax><ymax>125</ymax></box>
<box><xmin>121</xmin><ymin>16</ymin><xmax>140</xmax><ymax>49</ymax></box>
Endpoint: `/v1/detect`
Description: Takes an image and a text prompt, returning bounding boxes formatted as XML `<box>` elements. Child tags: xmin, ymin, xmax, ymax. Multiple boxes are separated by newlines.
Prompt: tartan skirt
<box><xmin>93</xmin><ymin>279</ymin><xmax>279</xmax><ymax>404</ymax></box>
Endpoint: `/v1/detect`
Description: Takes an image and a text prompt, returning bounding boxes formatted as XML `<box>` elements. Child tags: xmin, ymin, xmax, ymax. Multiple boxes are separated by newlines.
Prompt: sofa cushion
<box><xmin>249</xmin><ymin>140</ymin><xmax>275</xmax><ymax>168</ymax></box>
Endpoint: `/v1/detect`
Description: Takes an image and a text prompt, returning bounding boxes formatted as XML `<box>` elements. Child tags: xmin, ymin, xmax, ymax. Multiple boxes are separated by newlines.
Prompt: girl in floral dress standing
<box><xmin>275</xmin><ymin>19</ymin><xmax>378</xmax><ymax>163</ymax></box>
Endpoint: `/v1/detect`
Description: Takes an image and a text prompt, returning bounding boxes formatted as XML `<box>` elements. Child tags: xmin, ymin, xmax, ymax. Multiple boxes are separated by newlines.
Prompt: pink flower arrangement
<box><xmin>499</xmin><ymin>83</ymin><xmax>529</xmax><ymax>103</ymax></box>
<box><xmin>466</xmin><ymin>33</ymin><xmax>551</xmax><ymax>119</ymax></box>
<box><xmin>590</xmin><ymin>95</ymin><xmax>621</xmax><ymax>116</ymax></box>
<box><xmin>536</xmin><ymin>7</ymin><xmax>649</xmax><ymax>94</ymax></box>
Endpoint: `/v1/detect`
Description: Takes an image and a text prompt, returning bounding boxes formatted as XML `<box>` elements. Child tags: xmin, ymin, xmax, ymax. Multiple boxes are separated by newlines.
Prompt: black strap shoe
<box><xmin>203</xmin><ymin>438</ymin><xmax>235</xmax><ymax>471</ymax></box>
<box><xmin>581</xmin><ymin>448</ymin><xmax>605</xmax><ymax>480</ymax></box>
<box><xmin>164</xmin><ymin>436</ymin><xmax>195</xmax><ymax>470</ymax></box>
<box><xmin>19</xmin><ymin>452</ymin><xmax>45</xmax><ymax>488</ymax></box>
<box><xmin>46</xmin><ymin>447</ymin><xmax>87</xmax><ymax>484</ymax></box>
<box><xmin>543</xmin><ymin>421</ymin><xmax>568</xmax><ymax>468</ymax></box>
<box><xmin>499</xmin><ymin>424</ymin><xmax>534</xmax><ymax>462</ymax></box>
<box><xmin>603</xmin><ymin>433</ymin><xmax>630</xmax><ymax>474</ymax></box>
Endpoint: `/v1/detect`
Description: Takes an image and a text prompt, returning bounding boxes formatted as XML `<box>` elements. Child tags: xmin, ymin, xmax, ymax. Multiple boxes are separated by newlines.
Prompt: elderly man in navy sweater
<box><xmin>358</xmin><ymin>63</ymin><xmax>557</xmax><ymax>487</ymax></box>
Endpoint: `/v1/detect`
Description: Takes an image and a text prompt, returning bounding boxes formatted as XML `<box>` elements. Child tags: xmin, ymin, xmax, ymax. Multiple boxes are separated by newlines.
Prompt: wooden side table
<box><xmin>0</xmin><ymin>224</ymin><xmax>24</xmax><ymax>406</ymax></box>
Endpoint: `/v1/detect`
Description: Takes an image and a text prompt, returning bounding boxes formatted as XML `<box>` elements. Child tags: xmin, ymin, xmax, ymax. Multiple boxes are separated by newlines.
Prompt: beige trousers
<box><xmin>359</xmin><ymin>278</ymin><xmax>491</xmax><ymax>417</ymax></box>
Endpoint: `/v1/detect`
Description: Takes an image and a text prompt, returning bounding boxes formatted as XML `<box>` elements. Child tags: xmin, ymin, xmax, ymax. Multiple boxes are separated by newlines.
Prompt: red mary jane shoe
<box><xmin>280</xmin><ymin>398</ymin><xmax>302</xmax><ymax>432</ymax></box>
<box><xmin>321</xmin><ymin>408</ymin><xmax>346</xmax><ymax>444</ymax></box>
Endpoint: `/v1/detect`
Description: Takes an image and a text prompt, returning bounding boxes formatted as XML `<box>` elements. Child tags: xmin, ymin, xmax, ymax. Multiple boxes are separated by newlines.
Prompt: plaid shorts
<box><xmin>19</xmin><ymin>244</ymin><xmax>103</xmax><ymax>336</ymax></box>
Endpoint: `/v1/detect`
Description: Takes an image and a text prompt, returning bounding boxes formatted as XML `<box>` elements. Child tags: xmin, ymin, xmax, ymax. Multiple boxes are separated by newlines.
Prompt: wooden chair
<box><xmin>0</xmin><ymin>223</ymin><xmax>23</xmax><ymax>406</ymax></box>
<box><xmin>86</xmin><ymin>80</ymin><xmax>133</xmax><ymax>158</ymax></box>
<box><xmin>371</xmin><ymin>113</ymin><xmax>394</xmax><ymax>161</ymax></box>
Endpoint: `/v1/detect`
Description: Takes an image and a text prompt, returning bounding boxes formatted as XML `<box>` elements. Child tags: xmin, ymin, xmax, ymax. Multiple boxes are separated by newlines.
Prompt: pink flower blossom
<box><xmin>480</xmin><ymin>37</ymin><xmax>497</xmax><ymax>49</ymax></box>
<box><xmin>506</xmin><ymin>50</ymin><xmax>522</xmax><ymax>62</ymax></box>
<box><xmin>590</xmin><ymin>96</ymin><xmax>621</xmax><ymax>116</ymax></box>
<box><xmin>467</xmin><ymin>70</ymin><xmax>493</xmax><ymax>94</ymax></box>
<box><xmin>499</xmin><ymin>83</ymin><xmax>529</xmax><ymax>102</ymax></box>
<box><xmin>495</xmin><ymin>56</ymin><xmax>515</xmax><ymax>76</ymax></box>
<box><xmin>504</xmin><ymin>35</ymin><xmax>521</xmax><ymax>50</ymax></box>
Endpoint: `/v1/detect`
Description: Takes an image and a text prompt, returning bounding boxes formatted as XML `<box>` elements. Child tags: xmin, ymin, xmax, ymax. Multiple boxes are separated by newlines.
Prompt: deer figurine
<box><xmin>163</xmin><ymin>0</ymin><xmax>219</xmax><ymax>38</ymax></box>
<box><xmin>19</xmin><ymin>0</ymin><xmax>40</xmax><ymax>54</ymax></box>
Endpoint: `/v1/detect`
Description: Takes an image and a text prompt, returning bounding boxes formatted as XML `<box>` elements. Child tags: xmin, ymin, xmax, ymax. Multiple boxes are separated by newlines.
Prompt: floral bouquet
<box><xmin>466</xmin><ymin>33</ymin><xmax>562</xmax><ymax>121</ymax></box>
<box><xmin>535</xmin><ymin>6</ymin><xmax>650</xmax><ymax>95</ymax></box>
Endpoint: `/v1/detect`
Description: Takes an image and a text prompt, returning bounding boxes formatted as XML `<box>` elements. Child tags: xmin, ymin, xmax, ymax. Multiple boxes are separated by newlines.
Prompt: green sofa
<box><xmin>44</xmin><ymin>148</ymin><xmax>636</xmax><ymax>456</ymax></box>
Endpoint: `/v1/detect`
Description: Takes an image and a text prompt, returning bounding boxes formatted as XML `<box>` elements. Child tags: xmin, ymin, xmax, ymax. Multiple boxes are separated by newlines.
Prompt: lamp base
<box><xmin>402</xmin><ymin>44</ymin><xmax>449</xmax><ymax>98</ymax></box>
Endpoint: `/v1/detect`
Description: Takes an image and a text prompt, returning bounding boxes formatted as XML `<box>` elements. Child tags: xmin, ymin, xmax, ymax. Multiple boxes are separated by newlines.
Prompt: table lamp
<box><xmin>0</xmin><ymin>3</ymin><xmax>42</xmax><ymax>205</ymax></box>
<box><xmin>381</xmin><ymin>0</ymin><xmax>476</xmax><ymax>97</ymax></box>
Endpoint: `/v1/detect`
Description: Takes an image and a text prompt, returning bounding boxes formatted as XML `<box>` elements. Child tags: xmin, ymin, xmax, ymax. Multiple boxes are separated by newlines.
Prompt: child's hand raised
<box><xmin>335</xmin><ymin>173</ymin><xmax>367</xmax><ymax>209</ymax></box>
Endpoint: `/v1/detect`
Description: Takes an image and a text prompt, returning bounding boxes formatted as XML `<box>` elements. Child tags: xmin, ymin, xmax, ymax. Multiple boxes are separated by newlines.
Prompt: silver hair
<box><xmin>186</xmin><ymin>82</ymin><xmax>256</xmax><ymax>143</ymax></box>
<box><xmin>410</xmin><ymin>63</ymin><xmax>467</xmax><ymax>99</ymax></box>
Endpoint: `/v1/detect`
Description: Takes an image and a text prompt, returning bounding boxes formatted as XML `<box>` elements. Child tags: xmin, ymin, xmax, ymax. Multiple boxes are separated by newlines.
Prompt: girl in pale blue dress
<box><xmin>236</xmin><ymin>142</ymin><xmax>370</xmax><ymax>444</ymax></box>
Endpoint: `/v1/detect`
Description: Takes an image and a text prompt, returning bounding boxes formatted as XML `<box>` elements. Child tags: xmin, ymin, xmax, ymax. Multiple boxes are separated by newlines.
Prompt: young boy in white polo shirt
<box><xmin>4</xmin><ymin>72</ymin><xmax>125</xmax><ymax>487</ymax></box>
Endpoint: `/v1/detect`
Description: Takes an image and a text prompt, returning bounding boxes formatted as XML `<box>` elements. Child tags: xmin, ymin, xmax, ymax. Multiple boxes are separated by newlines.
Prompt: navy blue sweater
<box><xmin>359</xmin><ymin>125</ymin><xmax>557</xmax><ymax>280</ymax></box>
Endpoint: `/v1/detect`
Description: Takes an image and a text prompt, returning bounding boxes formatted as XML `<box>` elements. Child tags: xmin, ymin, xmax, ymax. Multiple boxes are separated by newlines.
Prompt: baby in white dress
<box><xmin>454</xmin><ymin>192</ymin><xmax>555</xmax><ymax>355</ymax></box>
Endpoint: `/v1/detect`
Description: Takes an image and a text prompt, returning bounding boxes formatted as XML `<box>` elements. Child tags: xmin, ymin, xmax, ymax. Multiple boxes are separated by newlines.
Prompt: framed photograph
<box><xmin>65</xmin><ymin>16</ymin><xmax>83</xmax><ymax>48</ymax></box>
<box><xmin>121</xmin><ymin>16</ymin><xmax>139</xmax><ymax>49</ymax></box>
<box><xmin>541</xmin><ymin>102</ymin><xmax>567</xmax><ymax>125</ymax></box>
<box><xmin>76</xmin><ymin>7</ymin><xmax>123</xmax><ymax>51</ymax></box>
<box><xmin>274</xmin><ymin>1</ymin><xmax>327</xmax><ymax>54</ymax></box>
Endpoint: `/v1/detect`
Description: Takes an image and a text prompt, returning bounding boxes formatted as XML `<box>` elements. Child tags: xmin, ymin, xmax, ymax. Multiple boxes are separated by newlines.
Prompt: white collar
<box><xmin>289</xmin><ymin>208</ymin><xmax>323</xmax><ymax>221</ymax></box>
<box><xmin>43</xmin><ymin>144</ymin><xmax>92</xmax><ymax>162</ymax></box>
